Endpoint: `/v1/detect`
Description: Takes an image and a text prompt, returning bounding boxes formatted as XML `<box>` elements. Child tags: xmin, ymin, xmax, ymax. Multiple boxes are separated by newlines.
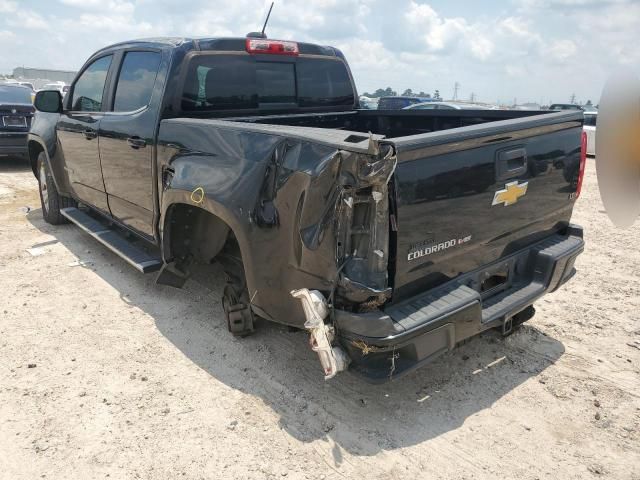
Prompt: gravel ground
<box><xmin>0</xmin><ymin>157</ymin><xmax>638</xmax><ymax>480</ymax></box>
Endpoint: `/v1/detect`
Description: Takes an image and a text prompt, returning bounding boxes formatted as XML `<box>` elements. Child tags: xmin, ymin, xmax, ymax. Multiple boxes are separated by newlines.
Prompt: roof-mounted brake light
<box><xmin>246</xmin><ymin>38</ymin><xmax>299</xmax><ymax>56</ymax></box>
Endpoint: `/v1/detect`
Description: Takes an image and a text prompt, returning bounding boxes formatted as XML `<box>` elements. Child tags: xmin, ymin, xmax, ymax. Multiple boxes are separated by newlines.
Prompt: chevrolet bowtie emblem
<box><xmin>492</xmin><ymin>181</ymin><xmax>528</xmax><ymax>206</ymax></box>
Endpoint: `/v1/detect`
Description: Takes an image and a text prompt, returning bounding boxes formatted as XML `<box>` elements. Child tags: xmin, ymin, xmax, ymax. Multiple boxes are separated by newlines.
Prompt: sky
<box><xmin>0</xmin><ymin>0</ymin><xmax>638</xmax><ymax>105</ymax></box>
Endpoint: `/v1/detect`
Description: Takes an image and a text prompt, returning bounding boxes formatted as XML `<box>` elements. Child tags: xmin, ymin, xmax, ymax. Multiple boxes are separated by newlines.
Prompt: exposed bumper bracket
<box><xmin>290</xmin><ymin>288</ymin><xmax>350</xmax><ymax>380</ymax></box>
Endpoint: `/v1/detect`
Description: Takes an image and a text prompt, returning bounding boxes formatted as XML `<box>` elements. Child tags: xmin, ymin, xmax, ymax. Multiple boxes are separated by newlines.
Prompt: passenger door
<box><xmin>99</xmin><ymin>50</ymin><xmax>162</xmax><ymax>239</ymax></box>
<box><xmin>57</xmin><ymin>55</ymin><xmax>113</xmax><ymax>212</ymax></box>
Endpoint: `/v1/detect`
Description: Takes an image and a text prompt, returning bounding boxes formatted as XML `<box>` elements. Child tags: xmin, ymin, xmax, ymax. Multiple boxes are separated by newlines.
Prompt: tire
<box><xmin>37</xmin><ymin>152</ymin><xmax>75</xmax><ymax>225</ymax></box>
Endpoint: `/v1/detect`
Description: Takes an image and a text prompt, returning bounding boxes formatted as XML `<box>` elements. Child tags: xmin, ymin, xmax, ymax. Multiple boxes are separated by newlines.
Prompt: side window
<box><xmin>71</xmin><ymin>55</ymin><xmax>112</xmax><ymax>112</ymax></box>
<box><xmin>113</xmin><ymin>51</ymin><xmax>161</xmax><ymax>112</ymax></box>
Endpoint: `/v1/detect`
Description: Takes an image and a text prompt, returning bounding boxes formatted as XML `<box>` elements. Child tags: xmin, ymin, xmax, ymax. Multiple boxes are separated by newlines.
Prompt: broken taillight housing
<box><xmin>245</xmin><ymin>38</ymin><xmax>299</xmax><ymax>56</ymax></box>
<box><xmin>576</xmin><ymin>130</ymin><xmax>587</xmax><ymax>198</ymax></box>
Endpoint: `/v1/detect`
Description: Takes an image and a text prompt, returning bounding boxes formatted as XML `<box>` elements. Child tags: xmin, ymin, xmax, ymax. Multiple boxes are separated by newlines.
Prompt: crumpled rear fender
<box><xmin>157</xmin><ymin>120</ymin><xmax>396</xmax><ymax>326</ymax></box>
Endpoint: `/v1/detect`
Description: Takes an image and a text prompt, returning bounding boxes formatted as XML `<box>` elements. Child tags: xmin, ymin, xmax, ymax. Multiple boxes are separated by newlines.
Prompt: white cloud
<box><xmin>518</xmin><ymin>0</ymin><xmax>629</xmax><ymax>8</ymax></box>
<box><xmin>58</xmin><ymin>0</ymin><xmax>135</xmax><ymax>14</ymax></box>
<box><xmin>0</xmin><ymin>0</ymin><xmax>17</xmax><ymax>13</ymax></box>
<box><xmin>499</xmin><ymin>17</ymin><xmax>539</xmax><ymax>44</ymax></box>
<box><xmin>6</xmin><ymin>10</ymin><xmax>48</xmax><ymax>30</ymax></box>
<box><xmin>505</xmin><ymin>65</ymin><xmax>527</xmax><ymax>77</ymax></box>
<box><xmin>405</xmin><ymin>3</ymin><xmax>470</xmax><ymax>53</ymax></box>
<box><xmin>338</xmin><ymin>38</ymin><xmax>395</xmax><ymax>71</ymax></box>
<box><xmin>469</xmin><ymin>34</ymin><xmax>494</xmax><ymax>61</ymax></box>
<box><xmin>546</xmin><ymin>39</ymin><xmax>577</xmax><ymax>61</ymax></box>
<box><xmin>69</xmin><ymin>13</ymin><xmax>153</xmax><ymax>34</ymax></box>
<box><xmin>0</xmin><ymin>29</ymin><xmax>16</xmax><ymax>40</ymax></box>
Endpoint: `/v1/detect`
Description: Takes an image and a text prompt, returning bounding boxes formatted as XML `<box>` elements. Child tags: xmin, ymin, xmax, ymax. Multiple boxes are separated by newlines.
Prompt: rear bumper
<box><xmin>335</xmin><ymin>225</ymin><xmax>584</xmax><ymax>382</ymax></box>
<box><xmin>0</xmin><ymin>131</ymin><xmax>28</xmax><ymax>157</ymax></box>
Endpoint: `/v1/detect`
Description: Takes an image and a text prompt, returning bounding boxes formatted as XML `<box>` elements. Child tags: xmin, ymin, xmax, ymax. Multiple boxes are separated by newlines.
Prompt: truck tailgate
<box><xmin>387</xmin><ymin>111</ymin><xmax>583</xmax><ymax>302</ymax></box>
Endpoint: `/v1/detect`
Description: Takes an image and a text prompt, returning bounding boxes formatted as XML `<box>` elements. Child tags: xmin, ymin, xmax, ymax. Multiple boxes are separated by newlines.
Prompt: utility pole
<box><xmin>453</xmin><ymin>81</ymin><xmax>460</xmax><ymax>101</ymax></box>
<box><xmin>570</xmin><ymin>93</ymin><xmax>576</xmax><ymax>104</ymax></box>
<box><xmin>469</xmin><ymin>92</ymin><xmax>476</xmax><ymax>103</ymax></box>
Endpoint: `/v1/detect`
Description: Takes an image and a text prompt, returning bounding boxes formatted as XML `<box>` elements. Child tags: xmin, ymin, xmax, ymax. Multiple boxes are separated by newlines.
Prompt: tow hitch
<box><xmin>502</xmin><ymin>316</ymin><xmax>513</xmax><ymax>336</ymax></box>
<box><xmin>501</xmin><ymin>305</ymin><xmax>537</xmax><ymax>337</ymax></box>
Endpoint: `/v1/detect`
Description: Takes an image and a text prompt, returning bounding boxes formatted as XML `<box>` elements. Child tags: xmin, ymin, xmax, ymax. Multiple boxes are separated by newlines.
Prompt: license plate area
<box><xmin>2</xmin><ymin>116</ymin><xmax>27</xmax><ymax>127</ymax></box>
<box><xmin>464</xmin><ymin>259</ymin><xmax>519</xmax><ymax>301</ymax></box>
<box><xmin>480</xmin><ymin>268</ymin><xmax>509</xmax><ymax>296</ymax></box>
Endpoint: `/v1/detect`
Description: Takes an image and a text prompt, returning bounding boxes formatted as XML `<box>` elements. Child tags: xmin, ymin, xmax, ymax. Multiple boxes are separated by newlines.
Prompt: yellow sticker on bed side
<box><xmin>190</xmin><ymin>187</ymin><xmax>205</xmax><ymax>204</ymax></box>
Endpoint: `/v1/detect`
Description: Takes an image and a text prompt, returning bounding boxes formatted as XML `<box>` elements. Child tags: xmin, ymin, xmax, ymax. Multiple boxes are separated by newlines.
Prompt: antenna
<box><xmin>261</xmin><ymin>2</ymin><xmax>274</xmax><ymax>37</ymax></box>
<box><xmin>247</xmin><ymin>2</ymin><xmax>274</xmax><ymax>39</ymax></box>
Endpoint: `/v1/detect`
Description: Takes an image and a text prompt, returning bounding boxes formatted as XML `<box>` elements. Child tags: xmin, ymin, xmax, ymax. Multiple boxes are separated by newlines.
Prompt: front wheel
<box><xmin>37</xmin><ymin>152</ymin><xmax>75</xmax><ymax>225</ymax></box>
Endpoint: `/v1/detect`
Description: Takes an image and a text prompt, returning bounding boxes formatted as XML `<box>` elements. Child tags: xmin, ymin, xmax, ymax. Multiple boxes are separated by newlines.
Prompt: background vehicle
<box><xmin>17</xmin><ymin>81</ymin><xmax>35</xmax><ymax>91</ymax></box>
<box><xmin>0</xmin><ymin>84</ymin><xmax>34</xmax><ymax>160</ymax></box>
<box><xmin>583</xmin><ymin>111</ymin><xmax>597</xmax><ymax>156</ymax></box>
<box><xmin>378</xmin><ymin>96</ymin><xmax>431</xmax><ymax>109</ymax></box>
<box><xmin>549</xmin><ymin>103</ymin><xmax>584</xmax><ymax>111</ymax></box>
<box><xmin>359</xmin><ymin>95</ymin><xmax>378</xmax><ymax>109</ymax></box>
<box><xmin>40</xmin><ymin>82</ymin><xmax>69</xmax><ymax>97</ymax></box>
<box><xmin>29</xmin><ymin>36</ymin><xmax>585</xmax><ymax>381</ymax></box>
<box><xmin>404</xmin><ymin>101</ymin><xmax>491</xmax><ymax>110</ymax></box>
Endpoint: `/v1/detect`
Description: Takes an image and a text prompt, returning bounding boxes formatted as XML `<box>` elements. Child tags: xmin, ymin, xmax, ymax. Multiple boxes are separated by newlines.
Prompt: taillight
<box><xmin>576</xmin><ymin>131</ymin><xmax>587</xmax><ymax>198</ymax></box>
<box><xmin>246</xmin><ymin>38</ymin><xmax>299</xmax><ymax>56</ymax></box>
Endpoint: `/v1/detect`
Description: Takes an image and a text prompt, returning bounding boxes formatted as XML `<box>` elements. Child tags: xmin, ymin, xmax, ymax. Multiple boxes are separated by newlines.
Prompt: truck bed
<box><xmin>160</xmin><ymin>107</ymin><xmax>582</xmax><ymax>317</ymax></box>
<box><xmin>218</xmin><ymin>108</ymin><xmax>584</xmax><ymax>301</ymax></box>
<box><xmin>224</xmin><ymin>108</ymin><xmax>563</xmax><ymax>139</ymax></box>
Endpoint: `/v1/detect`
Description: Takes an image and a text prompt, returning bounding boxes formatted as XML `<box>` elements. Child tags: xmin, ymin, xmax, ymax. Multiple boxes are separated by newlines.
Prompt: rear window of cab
<box><xmin>181</xmin><ymin>54</ymin><xmax>355</xmax><ymax>112</ymax></box>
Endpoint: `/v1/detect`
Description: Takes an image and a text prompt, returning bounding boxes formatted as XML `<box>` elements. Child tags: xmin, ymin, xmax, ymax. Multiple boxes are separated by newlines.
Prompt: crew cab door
<box><xmin>98</xmin><ymin>50</ymin><xmax>163</xmax><ymax>238</ymax></box>
<box><xmin>57</xmin><ymin>54</ymin><xmax>113</xmax><ymax>213</ymax></box>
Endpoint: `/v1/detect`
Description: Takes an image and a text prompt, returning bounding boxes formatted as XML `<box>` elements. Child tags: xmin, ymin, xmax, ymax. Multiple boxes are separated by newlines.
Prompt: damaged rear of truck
<box><xmin>159</xmin><ymin>110</ymin><xmax>585</xmax><ymax>383</ymax></box>
<box><xmin>154</xmin><ymin>38</ymin><xmax>586</xmax><ymax>382</ymax></box>
<box><xmin>30</xmin><ymin>36</ymin><xmax>585</xmax><ymax>382</ymax></box>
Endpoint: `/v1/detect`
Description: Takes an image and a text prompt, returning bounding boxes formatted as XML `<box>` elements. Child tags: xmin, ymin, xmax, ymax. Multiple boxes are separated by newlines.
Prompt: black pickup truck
<box><xmin>29</xmin><ymin>35</ymin><xmax>586</xmax><ymax>382</ymax></box>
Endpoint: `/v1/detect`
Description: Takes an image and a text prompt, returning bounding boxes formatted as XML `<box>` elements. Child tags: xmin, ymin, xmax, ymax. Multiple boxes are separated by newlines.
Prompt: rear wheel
<box><xmin>37</xmin><ymin>152</ymin><xmax>75</xmax><ymax>225</ymax></box>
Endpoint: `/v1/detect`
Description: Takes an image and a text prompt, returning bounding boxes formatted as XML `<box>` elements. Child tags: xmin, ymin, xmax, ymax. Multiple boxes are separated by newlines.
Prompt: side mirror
<box><xmin>34</xmin><ymin>90</ymin><xmax>63</xmax><ymax>113</ymax></box>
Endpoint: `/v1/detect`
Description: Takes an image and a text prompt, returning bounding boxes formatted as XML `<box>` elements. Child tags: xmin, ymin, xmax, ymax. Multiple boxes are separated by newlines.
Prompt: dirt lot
<box><xmin>0</xmin><ymin>157</ymin><xmax>638</xmax><ymax>480</ymax></box>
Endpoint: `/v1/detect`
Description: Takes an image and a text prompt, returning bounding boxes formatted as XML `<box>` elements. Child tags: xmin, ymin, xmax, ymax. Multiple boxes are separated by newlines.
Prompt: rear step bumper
<box><xmin>335</xmin><ymin>225</ymin><xmax>584</xmax><ymax>382</ymax></box>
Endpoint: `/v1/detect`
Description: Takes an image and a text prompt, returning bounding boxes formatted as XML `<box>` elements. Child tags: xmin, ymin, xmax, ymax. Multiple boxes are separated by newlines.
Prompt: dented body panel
<box><xmin>156</xmin><ymin>118</ymin><xmax>395</xmax><ymax>325</ymax></box>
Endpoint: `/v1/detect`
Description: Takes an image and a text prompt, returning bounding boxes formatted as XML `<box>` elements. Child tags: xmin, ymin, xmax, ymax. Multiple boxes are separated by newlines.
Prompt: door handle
<box><xmin>496</xmin><ymin>148</ymin><xmax>527</xmax><ymax>181</ymax></box>
<box><xmin>127</xmin><ymin>136</ymin><xmax>146</xmax><ymax>149</ymax></box>
<box><xmin>83</xmin><ymin>128</ymin><xmax>97</xmax><ymax>140</ymax></box>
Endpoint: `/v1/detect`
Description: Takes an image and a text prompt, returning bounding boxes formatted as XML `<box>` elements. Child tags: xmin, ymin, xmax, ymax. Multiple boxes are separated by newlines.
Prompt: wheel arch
<box><xmin>27</xmin><ymin>138</ymin><xmax>45</xmax><ymax>178</ymax></box>
<box><xmin>27</xmin><ymin>135</ymin><xmax>66</xmax><ymax>194</ymax></box>
<box><xmin>160</xmin><ymin>200</ymin><xmax>256</xmax><ymax>291</ymax></box>
<box><xmin>162</xmin><ymin>202</ymin><xmax>231</xmax><ymax>264</ymax></box>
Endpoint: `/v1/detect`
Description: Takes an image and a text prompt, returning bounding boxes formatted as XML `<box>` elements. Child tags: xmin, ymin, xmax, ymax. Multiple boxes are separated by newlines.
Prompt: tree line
<box><xmin>361</xmin><ymin>87</ymin><xmax>442</xmax><ymax>100</ymax></box>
